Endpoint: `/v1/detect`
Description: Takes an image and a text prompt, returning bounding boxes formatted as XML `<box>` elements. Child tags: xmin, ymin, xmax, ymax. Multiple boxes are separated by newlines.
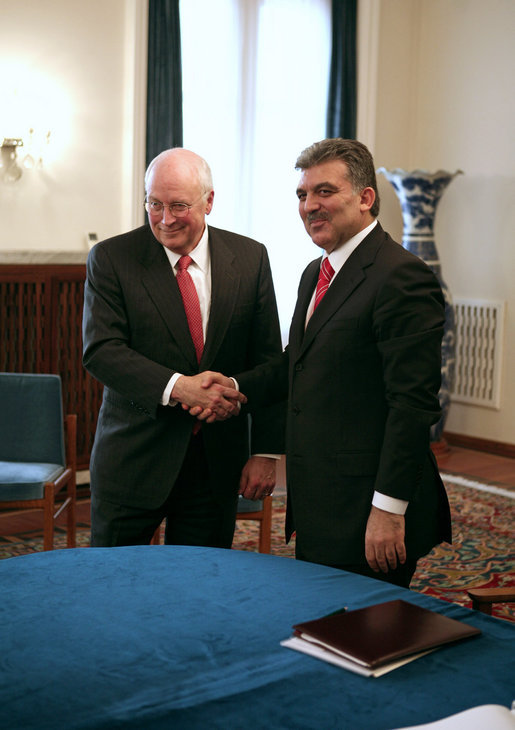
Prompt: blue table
<box><xmin>1</xmin><ymin>546</ymin><xmax>513</xmax><ymax>729</ymax></box>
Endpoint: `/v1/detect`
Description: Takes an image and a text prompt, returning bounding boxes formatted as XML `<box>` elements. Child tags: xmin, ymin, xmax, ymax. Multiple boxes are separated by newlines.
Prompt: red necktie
<box><xmin>176</xmin><ymin>255</ymin><xmax>204</xmax><ymax>363</ymax></box>
<box><xmin>313</xmin><ymin>257</ymin><xmax>335</xmax><ymax>310</ymax></box>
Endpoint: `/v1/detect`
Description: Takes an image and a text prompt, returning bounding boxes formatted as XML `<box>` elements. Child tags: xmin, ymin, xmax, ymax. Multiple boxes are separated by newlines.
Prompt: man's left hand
<box><xmin>238</xmin><ymin>456</ymin><xmax>277</xmax><ymax>500</ymax></box>
<box><xmin>365</xmin><ymin>505</ymin><xmax>406</xmax><ymax>573</ymax></box>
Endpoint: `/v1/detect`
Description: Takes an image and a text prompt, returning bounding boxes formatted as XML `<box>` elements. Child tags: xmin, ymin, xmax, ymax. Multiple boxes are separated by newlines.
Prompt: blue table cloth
<box><xmin>1</xmin><ymin>546</ymin><xmax>513</xmax><ymax>729</ymax></box>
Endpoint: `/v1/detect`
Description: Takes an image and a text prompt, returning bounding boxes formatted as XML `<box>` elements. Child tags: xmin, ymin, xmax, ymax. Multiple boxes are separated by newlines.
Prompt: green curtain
<box><xmin>146</xmin><ymin>0</ymin><xmax>183</xmax><ymax>167</ymax></box>
<box><xmin>326</xmin><ymin>0</ymin><xmax>357</xmax><ymax>140</ymax></box>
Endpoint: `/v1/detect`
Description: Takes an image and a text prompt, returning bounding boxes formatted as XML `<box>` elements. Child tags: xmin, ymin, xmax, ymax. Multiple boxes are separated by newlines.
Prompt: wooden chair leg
<box><xmin>151</xmin><ymin>523</ymin><xmax>162</xmax><ymax>545</ymax></box>
<box><xmin>65</xmin><ymin>414</ymin><xmax>77</xmax><ymax>548</ymax></box>
<box><xmin>473</xmin><ymin>600</ymin><xmax>492</xmax><ymax>615</ymax></box>
<box><xmin>43</xmin><ymin>484</ymin><xmax>55</xmax><ymax>551</ymax></box>
<box><xmin>66</xmin><ymin>476</ymin><xmax>77</xmax><ymax>548</ymax></box>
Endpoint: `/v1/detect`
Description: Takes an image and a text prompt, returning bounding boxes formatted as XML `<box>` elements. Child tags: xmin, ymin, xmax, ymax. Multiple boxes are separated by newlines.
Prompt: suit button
<box><xmin>292</xmin><ymin>406</ymin><xmax>300</xmax><ymax>415</ymax></box>
<box><xmin>295</xmin><ymin>363</ymin><xmax>303</xmax><ymax>371</ymax></box>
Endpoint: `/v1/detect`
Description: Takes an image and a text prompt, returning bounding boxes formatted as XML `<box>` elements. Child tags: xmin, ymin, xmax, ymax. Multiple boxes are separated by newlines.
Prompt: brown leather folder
<box><xmin>290</xmin><ymin>599</ymin><xmax>481</xmax><ymax>671</ymax></box>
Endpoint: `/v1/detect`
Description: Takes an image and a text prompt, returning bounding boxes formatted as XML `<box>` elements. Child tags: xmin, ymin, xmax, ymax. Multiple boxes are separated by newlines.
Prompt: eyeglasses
<box><xmin>144</xmin><ymin>192</ymin><xmax>206</xmax><ymax>218</ymax></box>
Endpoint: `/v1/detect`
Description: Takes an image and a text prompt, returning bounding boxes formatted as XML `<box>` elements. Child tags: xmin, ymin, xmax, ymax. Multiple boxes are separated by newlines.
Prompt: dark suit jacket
<box><xmin>237</xmin><ymin>223</ymin><xmax>452</xmax><ymax>567</ymax></box>
<box><xmin>83</xmin><ymin>224</ymin><xmax>284</xmax><ymax>510</ymax></box>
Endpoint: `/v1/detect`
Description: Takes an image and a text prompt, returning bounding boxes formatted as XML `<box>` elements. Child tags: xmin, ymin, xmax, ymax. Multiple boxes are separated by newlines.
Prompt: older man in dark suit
<box><xmin>83</xmin><ymin>148</ymin><xmax>283</xmax><ymax>548</ymax></box>
<box><xmin>201</xmin><ymin>139</ymin><xmax>452</xmax><ymax>587</ymax></box>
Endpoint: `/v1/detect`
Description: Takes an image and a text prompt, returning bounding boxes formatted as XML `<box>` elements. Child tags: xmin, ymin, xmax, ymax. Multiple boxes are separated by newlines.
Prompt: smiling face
<box><xmin>296</xmin><ymin>160</ymin><xmax>375</xmax><ymax>254</ymax></box>
<box><xmin>145</xmin><ymin>149</ymin><xmax>214</xmax><ymax>255</ymax></box>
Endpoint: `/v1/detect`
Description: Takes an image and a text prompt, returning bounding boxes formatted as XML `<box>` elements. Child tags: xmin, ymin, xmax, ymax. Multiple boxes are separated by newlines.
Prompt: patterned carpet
<box><xmin>411</xmin><ymin>475</ymin><xmax>514</xmax><ymax>621</ymax></box>
<box><xmin>234</xmin><ymin>475</ymin><xmax>515</xmax><ymax>622</ymax></box>
<box><xmin>1</xmin><ymin>475</ymin><xmax>513</xmax><ymax>621</ymax></box>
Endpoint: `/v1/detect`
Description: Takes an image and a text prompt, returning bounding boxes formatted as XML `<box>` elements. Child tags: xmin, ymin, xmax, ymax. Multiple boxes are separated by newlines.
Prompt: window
<box><xmin>180</xmin><ymin>0</ymin><xmax>331</xmax><ymax>337</ymax></box>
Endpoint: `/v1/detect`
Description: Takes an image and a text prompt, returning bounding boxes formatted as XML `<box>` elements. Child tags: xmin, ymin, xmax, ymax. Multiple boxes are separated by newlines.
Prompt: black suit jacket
<box><xmin>83</xmin><ymin>224</ymin><xmax>284</xmax><ymax>509</ymax></box>
<box><xmin>238</xmin><ymin>223</ymin><xmax>452</xmax><ymax>566</ymax></box>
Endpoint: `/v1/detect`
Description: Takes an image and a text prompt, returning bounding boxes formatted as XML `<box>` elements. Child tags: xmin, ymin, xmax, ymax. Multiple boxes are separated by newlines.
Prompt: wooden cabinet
<box><xmin>0</xmin><ymin>263</ymin><xmax>103</xmax><ymax>469</ymax></box>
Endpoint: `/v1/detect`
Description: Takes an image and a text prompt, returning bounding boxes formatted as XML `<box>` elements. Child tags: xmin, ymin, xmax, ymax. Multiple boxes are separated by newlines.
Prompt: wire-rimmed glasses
<box><xmin>144</xmin><ymin>192</ymin><xmax>206</xmax><ymax>218</ymax></box>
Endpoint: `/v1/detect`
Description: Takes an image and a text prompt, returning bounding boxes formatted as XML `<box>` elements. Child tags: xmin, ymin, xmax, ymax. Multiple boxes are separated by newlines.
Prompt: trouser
<box><xmin>332</xmin><ymin>559</ymin><xmax>419</xmax><ymax>589</ymax></box>
<box><xmin>296</xmin><ymin>542</ymin><xmax>418</xmax><ymax>588</ymax></box>
<box><xmin>90</xmin><ymin>434</ymin><xmax>238</xmax><ymax>549</ymax></box>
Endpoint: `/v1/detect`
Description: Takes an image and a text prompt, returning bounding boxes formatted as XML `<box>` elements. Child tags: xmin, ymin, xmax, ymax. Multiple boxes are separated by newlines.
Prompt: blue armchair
<box><xmin>0</xmin><ymin>373</ymin><xmax>77</xmax><ymax>550</ymax></box>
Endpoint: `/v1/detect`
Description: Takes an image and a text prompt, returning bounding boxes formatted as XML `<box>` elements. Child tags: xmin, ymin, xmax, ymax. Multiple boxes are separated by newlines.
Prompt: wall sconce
<box><xmin>0</xmin><ymin>138</ymin><xmax>24</xmax><ymax>183</ymax></box>
<box><xmin>0</xmin><ymin>130</ymin><xmax>51</xmax><ymax>183</ymax></box>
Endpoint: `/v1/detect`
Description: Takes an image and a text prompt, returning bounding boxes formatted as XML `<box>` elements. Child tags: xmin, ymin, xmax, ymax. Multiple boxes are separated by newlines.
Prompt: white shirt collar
<box><xmin>325</xmin><ymin>219</ymin><xmax>377</xmax><ymax>274</ymax></box>
<box><xmin>162</xmin><ymin>224</ymin><xmax>210</xmax><ymax>273</ymax></box>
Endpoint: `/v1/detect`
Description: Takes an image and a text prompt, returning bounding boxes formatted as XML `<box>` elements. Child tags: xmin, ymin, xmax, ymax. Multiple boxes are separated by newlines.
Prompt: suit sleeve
<box><xmin>244</xmin><ymin>247</ymin><xmax>287</xmax><ymax>455</ymax></box>
<box><xmin>373</xmin><ymin>257</ymin><xmax>445</xmax><ymax>500</ymax></box>
<box><xmin>82</xmin><ymin>242</ymin><xmax>174</xmax><ymax>417</ymax></box>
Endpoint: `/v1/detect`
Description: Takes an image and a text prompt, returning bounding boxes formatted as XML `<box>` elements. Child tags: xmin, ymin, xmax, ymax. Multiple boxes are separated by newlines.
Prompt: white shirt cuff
<box><xmin>372</xmin><ymin>491</ymin><xmax>408</xmax><ymax>515</ymax></box>
<box><xmin>162</xmin><ymin>373</ymin><xmax>183</xmax><ymax>406</ymax></box>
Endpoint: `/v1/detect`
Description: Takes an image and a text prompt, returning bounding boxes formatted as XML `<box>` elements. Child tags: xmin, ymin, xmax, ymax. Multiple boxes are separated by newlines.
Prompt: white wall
<box><xmin>361</xmin><ymin>0</ymin><xmax>515</xmax><ymax>445</ymax></box>
<box><xmin>0</xmin><ymin>0</ymin><xmax>144</xmax><ymax>252</ymax></box>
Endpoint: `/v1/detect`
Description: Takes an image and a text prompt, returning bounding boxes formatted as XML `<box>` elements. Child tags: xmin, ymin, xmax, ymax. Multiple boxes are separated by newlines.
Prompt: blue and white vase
<box><xmin>377</xmin><ymin>168</ymin><xmax>462</xmax><ymax>445</ymax></box>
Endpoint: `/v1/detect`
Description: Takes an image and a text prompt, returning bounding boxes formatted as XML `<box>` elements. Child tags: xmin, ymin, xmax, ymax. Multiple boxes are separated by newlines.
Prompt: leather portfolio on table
<box><xmin>281</xmin><ymin>599</ymin><xmax>481</xmax><ymax>677</ymax></box>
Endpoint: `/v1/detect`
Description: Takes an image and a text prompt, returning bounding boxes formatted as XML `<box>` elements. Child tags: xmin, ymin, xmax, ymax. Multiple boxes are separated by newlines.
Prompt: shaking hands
<box><xmin>172</xmin><ymin>373</ymin><xmax>278</xmax><ymax>500</ymax></box>
<box><xmin>172</xmin><ymin>371</ymin><xmax>245</xmax><ymax>423</ymax></box>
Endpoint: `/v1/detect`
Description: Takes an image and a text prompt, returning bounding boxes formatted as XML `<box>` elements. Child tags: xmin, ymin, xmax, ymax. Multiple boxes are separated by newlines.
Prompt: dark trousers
<box><xmin>90</xmin><ymin>434</ymin><xmax>238</xmax><ymax>549</ymax></box>
<box><xmin>333</xmin><ymin>559</ymin><xmax>419</xmax><ymax>589</ymax></box>
<box><xmin>296</xmin><ymin>543</ymin><xmax>418</xmax><ymax>589</ymax></box>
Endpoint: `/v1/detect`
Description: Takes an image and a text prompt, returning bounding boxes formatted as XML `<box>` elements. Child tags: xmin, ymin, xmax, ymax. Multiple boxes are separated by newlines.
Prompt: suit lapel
<box><xmin>300</xmin><ymin>256</ymin><xmax>365</xmax><ymax>356</ymax></box>
<box><xmin>201</xmin><ymin>228</ymin><xmax>240</xmax><ymax>367</ymax></box>
<box><xmin>288</xmin><ymin>259</ymin><xmax>319</xmax><ymax>356</ymax></box>
<box><xmin>292</xmin><ymin>225</ymin><xmax>384</xmax><ymax>361</ymax></box>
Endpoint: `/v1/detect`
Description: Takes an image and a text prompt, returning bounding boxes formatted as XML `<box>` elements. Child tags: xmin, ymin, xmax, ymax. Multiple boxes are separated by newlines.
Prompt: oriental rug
<box><xmin>1</xmin><ymin>474</ymin><xmax>513</xmax><ymax>621</ymax></box>
<box><xmin>233</xmin><ymin>473</ymin><xmax>515</xmax><ymax>621</ymax></box>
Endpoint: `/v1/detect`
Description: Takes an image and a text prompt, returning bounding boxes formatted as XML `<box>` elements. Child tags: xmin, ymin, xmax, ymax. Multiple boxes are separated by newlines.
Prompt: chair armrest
<box><xmin>467</xmin><ymin>587</ymin><xmax>515</xmax><ymax>614</ymax></box>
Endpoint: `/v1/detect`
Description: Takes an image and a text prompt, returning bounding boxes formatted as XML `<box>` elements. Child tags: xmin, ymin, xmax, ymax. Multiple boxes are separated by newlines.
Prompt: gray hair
<box><xmin>295</xmin><ymin>138</ymin><xmax>380</xmax><ymax>217</ymax></box>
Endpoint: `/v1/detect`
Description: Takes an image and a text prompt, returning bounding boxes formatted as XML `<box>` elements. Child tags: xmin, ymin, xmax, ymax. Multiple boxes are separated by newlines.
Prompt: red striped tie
<box><xmin>313</xmin><ymin>257</ymin><xmax>335</xmax><ymax>310</ymax></box>
<box><xmin>176</xmin><ymin>255</ymin><xmax>204</xmax><ymax>363</ymax></box>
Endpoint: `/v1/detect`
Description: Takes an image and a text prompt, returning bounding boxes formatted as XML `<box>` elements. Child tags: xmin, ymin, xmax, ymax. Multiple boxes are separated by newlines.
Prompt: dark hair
<box><xmin>295</xmin><ymin>138</ymin><xmax>380</xmax><ymax>217</ymax></box>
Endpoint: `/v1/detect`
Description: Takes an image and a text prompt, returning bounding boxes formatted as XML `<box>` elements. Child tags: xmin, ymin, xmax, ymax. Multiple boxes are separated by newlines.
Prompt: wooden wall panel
<box><xmin>0</xmin><ymin>265</ymin><xmax>103</xmax><ymax>469</ymax></box>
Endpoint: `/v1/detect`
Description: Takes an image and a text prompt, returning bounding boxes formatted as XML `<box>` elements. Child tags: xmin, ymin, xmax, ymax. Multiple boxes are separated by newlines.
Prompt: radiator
<box><xmin>451</xmin><ymin>298</ymin><xmax>505</xmax><ymax>409</ymax></box>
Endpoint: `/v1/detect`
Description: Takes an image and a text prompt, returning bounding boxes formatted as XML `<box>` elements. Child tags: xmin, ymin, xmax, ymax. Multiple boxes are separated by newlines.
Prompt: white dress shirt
<box><xmin>160</xmin><ymin>225</ymin><xmax>211</xmax><ymax>405</ymax></box>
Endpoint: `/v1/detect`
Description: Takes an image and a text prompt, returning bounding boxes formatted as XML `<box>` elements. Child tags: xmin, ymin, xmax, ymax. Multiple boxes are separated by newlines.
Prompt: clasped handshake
<box><xmin>172</xmin><ymin>371</ymin><xmax>247</xmax><ymax>423</ymax></box>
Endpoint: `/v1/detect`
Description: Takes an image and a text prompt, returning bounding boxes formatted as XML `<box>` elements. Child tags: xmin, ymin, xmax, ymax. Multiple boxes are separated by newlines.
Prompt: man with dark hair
<box><xmin>200</xmin><ymin>138</ymin><xmax>451</xmax><ymax>587</ymax></box>
<box><xmin>294</xmin><ymin>138</ymin><xmax>381</xmax><ymax>216</ymax></box>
